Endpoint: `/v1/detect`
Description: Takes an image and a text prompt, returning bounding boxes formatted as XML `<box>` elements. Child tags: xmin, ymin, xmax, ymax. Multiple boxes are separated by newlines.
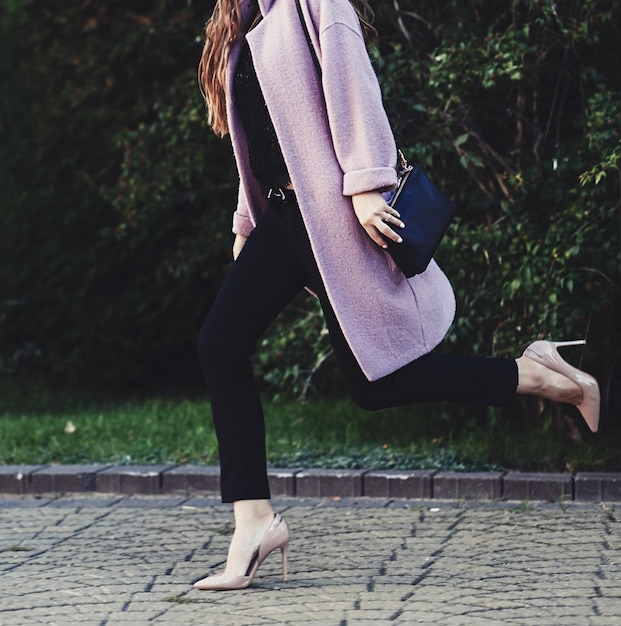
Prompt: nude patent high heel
<box><xmin>193</xmin><ymin>514</ymin><xmax>289</xmax><ymax>591</ymax></box>
<box><xmin>522</xmin><ymin>340</ymin><xmax>600</xmax><ymax>432</ymax></box>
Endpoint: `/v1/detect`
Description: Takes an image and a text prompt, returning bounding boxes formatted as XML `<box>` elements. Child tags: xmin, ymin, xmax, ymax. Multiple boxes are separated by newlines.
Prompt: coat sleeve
<box><xmin>232</xmin><ymin>182</ymin><xmax>255</xmax><ymax>237</ymax></box>
<box><xmin>318</xmin><ymin>14</ymin><xmax>398</xmax><ymax>196</ymax></box>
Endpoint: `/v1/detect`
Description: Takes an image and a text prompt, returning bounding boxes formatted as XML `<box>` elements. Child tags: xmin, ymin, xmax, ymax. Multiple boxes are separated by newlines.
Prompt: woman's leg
<box><xmin>198</xmin><ymin>207</ymin><xmax>307</xmax><ymax>501</ymax></box>
<box><xmin>288</xmin><ymin>201</ymin><xmax>581</xmax><ymax>410</ymax></box>
<box><xmin>320</xmin><ymin>295</ymin><xmax>522</xmax><ymax>410</ymax></box>
<box><xmin>197</xmin><ymin>204</ymin><xmax>307</xmax><ymax>575</ymax></box>
<box><xmin>317</xmin><ymin>284</ymin><xmax>581</xmax><ymax>410</ymax></box>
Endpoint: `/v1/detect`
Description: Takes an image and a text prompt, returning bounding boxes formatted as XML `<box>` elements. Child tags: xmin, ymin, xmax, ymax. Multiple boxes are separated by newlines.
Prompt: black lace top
<box><xmin>233</xmin><ymin>40</ymin><xmax>290</xmax><ymax>194</ymax></box>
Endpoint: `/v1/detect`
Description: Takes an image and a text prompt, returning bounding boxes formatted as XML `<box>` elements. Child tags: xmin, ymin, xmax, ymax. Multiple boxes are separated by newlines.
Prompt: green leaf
<box><xmin>455</xmin><ymin>133</ymin><xmax>469</xmax><ymax>146</ymax></box>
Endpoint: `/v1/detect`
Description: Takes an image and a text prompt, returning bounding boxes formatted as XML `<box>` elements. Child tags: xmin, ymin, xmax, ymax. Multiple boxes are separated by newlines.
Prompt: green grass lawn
<box><xmin>0</xmin><ymin>380</ymin><xmax>618</xmax><ymax>472</ymax></box>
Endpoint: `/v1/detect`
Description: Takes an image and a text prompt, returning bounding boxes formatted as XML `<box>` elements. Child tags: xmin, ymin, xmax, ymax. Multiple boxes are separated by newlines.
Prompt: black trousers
<box><xmin>197</xmin><ymin>196</ymin><xmax>518</xmax><ymax>503</ymax></box>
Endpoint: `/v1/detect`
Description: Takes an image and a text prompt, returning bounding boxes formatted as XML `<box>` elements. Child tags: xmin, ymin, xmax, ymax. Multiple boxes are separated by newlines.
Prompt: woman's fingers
<box><xmin>384</xmin><ymin>208</ymin><xmax>403</xmax><ymax>223</ymax></box>
<box><xmin>351</xmin><ymin>191</ymin><xmax>405</xmax><ymax>249</ymax></box>
<box><xmin>376</xmin><ymin>220</ymin><xmax>403</xmax><ymax>245</ymax></box>
<box><xmin>232</xmin><ymin>234</ymin><xmax>248</xmax><ymax>260</ymax></box>
<box><xmin>383</xmin><ymin>212</ymin><xmax>405</xmax><ymax>229</ymax></box>
<box><xmin>375</xmin><ymin>211</ymin><xmax>404</xmax><ymax>245</ymax></box>
<box><xmin>364</xmin><ymin>217</ymin><xmax>403</xmax><ymax>248</ymax></box>
<box><xmin>365</xmin><ymin>226</ymin><xmax>389</xmax><ymax>248</ymax></box>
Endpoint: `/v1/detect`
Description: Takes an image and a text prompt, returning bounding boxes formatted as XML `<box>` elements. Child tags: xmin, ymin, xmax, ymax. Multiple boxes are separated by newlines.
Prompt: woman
<box><xmin>194</xmin><ymin>0</ymin><xmax>599</xmax><ymax>591</ymax></box>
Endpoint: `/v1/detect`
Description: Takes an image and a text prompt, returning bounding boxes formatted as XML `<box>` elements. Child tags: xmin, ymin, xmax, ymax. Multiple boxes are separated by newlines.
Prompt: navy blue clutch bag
<box><xmin>383</xmin><ymin>155</ymin><xmax>456</xmax><ymax>277</ymax></box>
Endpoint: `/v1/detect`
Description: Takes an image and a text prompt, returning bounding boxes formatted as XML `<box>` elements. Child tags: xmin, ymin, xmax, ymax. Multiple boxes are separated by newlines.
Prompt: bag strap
<box><xmin>397</xmin><ymin>149</ymin><xmax>412</xmax><ymax>176</ymax></box>
<box><xmin>295</xmin><ymin>0</ymin><xmax>322</xmax><ymax>76</ymax></box>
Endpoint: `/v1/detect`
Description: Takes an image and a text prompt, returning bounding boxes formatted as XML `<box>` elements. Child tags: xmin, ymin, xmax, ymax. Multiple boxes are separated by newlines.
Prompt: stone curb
<box><xmin>1</xmin><ymin>465</ymin><xmax>621</xmax><ymax>502</ymax></box>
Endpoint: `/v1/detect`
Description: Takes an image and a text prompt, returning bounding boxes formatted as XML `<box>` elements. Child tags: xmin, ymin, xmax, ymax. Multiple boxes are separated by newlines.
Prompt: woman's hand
<box><xmin>351</xmin><ymin>191</ymin><xmax>404</xmax><ymax>249</ymax></box>
<box><xmin>233</xmin><ymin>234</ymin><xmax>248</xmax><ymax>260</ymax></box>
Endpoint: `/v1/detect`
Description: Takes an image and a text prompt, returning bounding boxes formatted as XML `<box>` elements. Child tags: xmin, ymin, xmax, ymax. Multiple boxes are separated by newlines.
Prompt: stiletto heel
<box><xmin>523</xmin><ymin>340</ymin><xmax>600</xmax><ymax>432</ymax></box>
<box><xmin>548</xmin><ymin>340</ymin><xmax>587</xmax><ymax>348</ymax></box>
<box><xmin>194</xmin><ymin>514</ymin><xmax>290</xmax><ymax>591</ymax></box>
<box><xmin>281</xmin><ymin>543</ymin><xmax>288</xmax><ymax>582</ymax></box>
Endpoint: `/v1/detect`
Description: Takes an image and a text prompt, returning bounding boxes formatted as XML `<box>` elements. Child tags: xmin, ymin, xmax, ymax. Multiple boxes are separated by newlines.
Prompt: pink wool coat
<box><xmin>226</xmin><ymin>0</ymin><xmax>456</xmax><ymax>381</ymax></box>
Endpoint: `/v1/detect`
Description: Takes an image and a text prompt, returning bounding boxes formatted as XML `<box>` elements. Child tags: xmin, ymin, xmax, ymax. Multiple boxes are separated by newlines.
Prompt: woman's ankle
<box><xmin>233</xmin><ymin>499</ymin><xmax>274</xmax><ymax>526</ymax></box>
<box><xmin>223</xmin><ymin>500</ymin><xmax>275</xmax><ymax>576</ymax></box>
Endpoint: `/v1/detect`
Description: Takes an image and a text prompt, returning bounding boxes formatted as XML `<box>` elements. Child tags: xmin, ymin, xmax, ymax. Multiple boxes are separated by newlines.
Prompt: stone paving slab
<box><xmin>3</xmin><ymin>465</ymin><xmax>621</xmax><ymax>502</ymax></box>
<box><xmin>0</xmin><ymin>495</ymin><xmax>619</xmax><ymax>625</ymax></box>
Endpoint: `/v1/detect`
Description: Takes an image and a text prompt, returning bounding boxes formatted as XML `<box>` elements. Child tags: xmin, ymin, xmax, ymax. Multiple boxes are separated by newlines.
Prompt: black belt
<box><xmin>267</xmin><ymin>187</ymin><xmax>297</xmax><ymax>205</ymax></box>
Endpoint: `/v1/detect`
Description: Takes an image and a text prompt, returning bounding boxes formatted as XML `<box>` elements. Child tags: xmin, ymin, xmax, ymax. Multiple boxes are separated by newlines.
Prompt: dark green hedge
<box><xmin>1</xmin><ymin>1</ymin><xmax>619</xmax><ymax>430</ymax></box>
<box><xmin>0</xmin><ymin>0</ymin><xmax>228</xmax><ymax>388</ymax></box>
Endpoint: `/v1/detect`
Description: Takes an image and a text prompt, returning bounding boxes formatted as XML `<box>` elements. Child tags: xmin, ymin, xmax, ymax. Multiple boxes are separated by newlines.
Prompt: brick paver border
<box><xmin>1</xmin><ymin>465</ymin><xmax>621</xmax><ymax>502</ymax></box>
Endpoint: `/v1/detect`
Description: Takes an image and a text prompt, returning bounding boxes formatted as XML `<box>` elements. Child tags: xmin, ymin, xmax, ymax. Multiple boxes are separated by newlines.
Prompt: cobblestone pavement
<box><xmin>0</xmin><ymin>496</ymin><xmax>619</xmax><ymax>625</ymax></box>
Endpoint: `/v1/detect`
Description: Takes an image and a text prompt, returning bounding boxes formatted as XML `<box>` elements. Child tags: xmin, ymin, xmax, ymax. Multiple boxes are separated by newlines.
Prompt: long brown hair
<box><xmin>198</xmin><ymin>0</ymin><xmax>378</xmax><ymax>137</ymax></box>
